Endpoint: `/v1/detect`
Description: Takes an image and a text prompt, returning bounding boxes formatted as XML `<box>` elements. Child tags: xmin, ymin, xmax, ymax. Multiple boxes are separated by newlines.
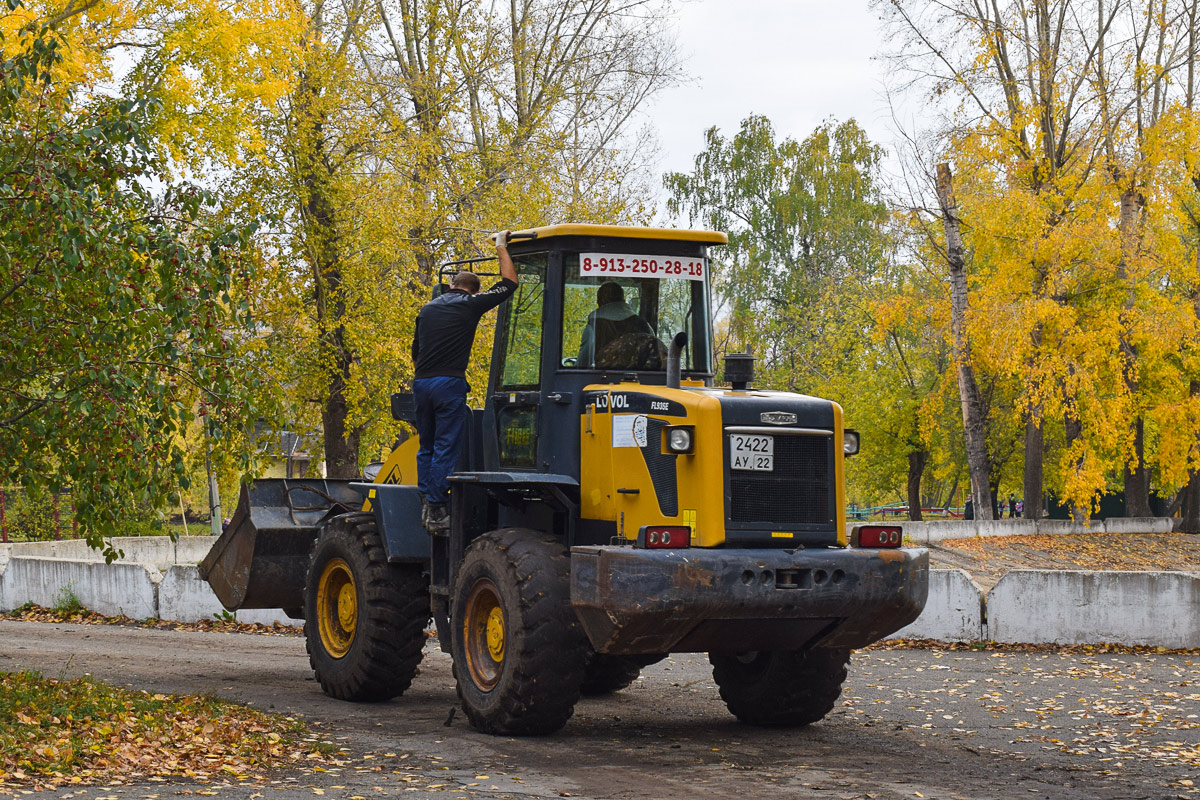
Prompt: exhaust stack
<box><xmin>666</xmin><ymin>332</ymin><xmax>688</xmax><ymax>389</ymax></box>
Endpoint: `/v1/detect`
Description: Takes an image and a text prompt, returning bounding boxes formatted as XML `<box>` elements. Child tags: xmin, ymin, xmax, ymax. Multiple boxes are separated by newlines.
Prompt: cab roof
<box><xmin>510</xmin><ymin>224</ymin><xmax>727</xmax><ymax>245</ymax></box>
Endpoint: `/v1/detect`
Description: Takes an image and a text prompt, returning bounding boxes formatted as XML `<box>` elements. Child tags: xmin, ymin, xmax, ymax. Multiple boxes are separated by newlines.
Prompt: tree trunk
<box><xmin>1123</xmin><ymin>416</ymin><xmax>1152</xmax><ymax>517</ymax></box>
<box><xmin>907</xmin><ymin>450</ymin><xmax>927</xmax><ymax>522</ymax></box>
<box><xmin>1064</xmin><ymin>401</ymin><xmax>1088</xmax><ymax>522</ymax></box>
<box><xmin>1023</xmin><ymin>321</ymin><xmax>1045</xmax><ymax>520</ymax></box>
<box><xmin>296</xmin><ymin>67</ymin><xmax>362</xmax><ymax>480</ymax></box>
<box><xmin>937</xmin><ymin>163</ymin><xmax>994</xmax><ymax>520</ymax></box>
<box><xmin>1180</xmin><ymin>448</ymin><xmax>1200</xmax><ymax>533</ymax></box>
<box><xmin>1117</xmin><ymin>185</ymin><xmax>1151</xmax><ymax>517</ymax></box>
<box><xmin>1023</xmin><ymin>414</ymin><xmax>1044</xmax><ymax>520</ymax></box>
<box><xmin>940</xmin><ymin>476</ymin><xmax>960</xmax><ymax>512</ymax></box>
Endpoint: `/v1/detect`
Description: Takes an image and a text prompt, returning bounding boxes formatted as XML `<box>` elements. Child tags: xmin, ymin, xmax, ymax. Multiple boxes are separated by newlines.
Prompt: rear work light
<box><xmin>851</xmin><ymin>525</ymin><xmax>903</xmax><ymax>548</ymax></box>
<box><xmin>638</xmin><ymin>526</ymin><xmax>691</xmax><ymax>549</ymax></box>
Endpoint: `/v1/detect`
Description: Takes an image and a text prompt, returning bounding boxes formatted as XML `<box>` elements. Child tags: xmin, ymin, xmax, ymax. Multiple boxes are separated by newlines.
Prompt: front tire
<box><xmin>709</xmin><ymin>648</ymin><xmax>850</xmax><ymax>727</ymax></box>
<box><xmin>451</xmin><ymin>529</ymin><xmax>587</xmax><ymax>735</ymax></box>
<box><xmin>304</xmin><ymin>512</ymin><xmax>430</xmax><ymax>702</ymax></box>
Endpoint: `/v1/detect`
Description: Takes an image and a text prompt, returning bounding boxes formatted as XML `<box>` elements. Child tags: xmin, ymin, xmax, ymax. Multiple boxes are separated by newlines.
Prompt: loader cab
<box><xmin>481</xmin><ymin>225</ymin><xmax>726</xmax><ymax>478</ymax></box>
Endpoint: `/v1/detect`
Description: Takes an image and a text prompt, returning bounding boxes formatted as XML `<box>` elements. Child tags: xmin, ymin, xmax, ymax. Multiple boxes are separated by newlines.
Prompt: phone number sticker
<box><xmin>580</xmin><ymin>253</ymin><xmax>706</xmax><ymax>281</ymax></box>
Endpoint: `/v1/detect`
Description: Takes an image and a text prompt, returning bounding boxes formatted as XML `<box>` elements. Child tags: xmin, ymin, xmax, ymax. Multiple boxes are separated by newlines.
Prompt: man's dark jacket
<box><xmin>412</xmin><ymin>278</ymin><xmax>517</xmax><ymax>379</ymax></box>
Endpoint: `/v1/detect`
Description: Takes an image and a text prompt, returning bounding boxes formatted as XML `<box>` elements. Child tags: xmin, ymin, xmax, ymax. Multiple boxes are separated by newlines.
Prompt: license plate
<box><xmin>730</xmin><ymin>434</ymin><xmax>773</xmax><ymax>471</ymax></box>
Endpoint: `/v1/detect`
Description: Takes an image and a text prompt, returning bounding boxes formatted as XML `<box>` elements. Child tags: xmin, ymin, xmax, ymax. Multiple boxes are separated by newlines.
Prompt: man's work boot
<box><xmin>426</xmin><ymin>502</ymin><xmax>450</xmax><ymax>535</ymax></box>
<box><xmin>420</xmin><ymin>499</ymin><xmax>430</xmax><ymax>529</ymax></box>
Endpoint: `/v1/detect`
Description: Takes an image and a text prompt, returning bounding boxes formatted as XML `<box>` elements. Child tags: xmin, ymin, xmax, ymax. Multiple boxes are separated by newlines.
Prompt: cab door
<box><xmin>489</xmin><ymin>256</ymin><xmax>546</xmax><ymax>470</ymax></box>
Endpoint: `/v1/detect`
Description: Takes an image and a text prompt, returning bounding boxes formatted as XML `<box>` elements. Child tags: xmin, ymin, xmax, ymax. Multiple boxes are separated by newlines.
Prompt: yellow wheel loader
<box><xmin>200</xmin><ymin>224</ymin><xmax>928</xmax><ymax>735</ymax></box>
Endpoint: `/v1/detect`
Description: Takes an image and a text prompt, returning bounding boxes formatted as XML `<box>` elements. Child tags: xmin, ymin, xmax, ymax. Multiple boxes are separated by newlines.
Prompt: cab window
<box><xmin>560</xmin><ymin>254</ymin><xmax>712</xmax><ymax>373</ymax></box>
<box><xmin>498</xmin><ymin>255</ymin><xmax>546</xmax><ymax>389</ymax></box>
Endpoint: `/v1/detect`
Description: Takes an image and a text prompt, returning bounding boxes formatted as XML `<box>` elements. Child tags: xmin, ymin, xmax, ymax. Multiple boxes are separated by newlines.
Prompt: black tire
<box><xmin>451</xmin><ymin>528</ymin><xmax>588</xmax><ymax>735</ymax></box>
<box><xmin>579</xmin><ymin>653</ymin><xmax>656</xmax><ymax>696</ymax></box>
<box><xmin>709</xmin><ymin>647</ymin><xmax>850</xmax><ymax>727</ymax></box>
<box><xmin>304</xmin><ymin>512</ymin><xmax>430</xmax><ymax>702</ymax></box>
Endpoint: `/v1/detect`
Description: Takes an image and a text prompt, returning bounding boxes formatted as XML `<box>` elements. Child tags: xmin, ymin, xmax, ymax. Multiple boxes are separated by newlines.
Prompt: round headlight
<box><xmin>843</xmin><ymin>430</ymin><xmax>860</xmax><ymax>456</ymax></box>
<box><xmin>667</xmin><ymin>427</ymin><xmax>693</xmax><ymax>453</ymax></box>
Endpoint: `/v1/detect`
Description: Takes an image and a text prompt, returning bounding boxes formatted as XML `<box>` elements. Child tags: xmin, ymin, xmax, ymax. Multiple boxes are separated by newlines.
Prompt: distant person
<box><xmin>1008</xmin><ymin>494</ymin><xmax>1016</xmax><ymax>518</ymax></box>
<box><xmin>964</xmin><ymin>498</ymin><xmax>974</xmax><ymax>520</ymax></box>
<box><xmin>1015</xmin><ymin>499</ymin><xmax>1024</xmax><ymax>518</ymax></box>
<box><xmin>577</xmin><ymin>282</ymin><xmax>654</xmax><ymax>367</ymax></box>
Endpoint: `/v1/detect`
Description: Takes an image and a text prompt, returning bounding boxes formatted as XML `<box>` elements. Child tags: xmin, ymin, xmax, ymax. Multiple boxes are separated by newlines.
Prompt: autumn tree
<box><xmin>877</xmin><ymin>0</ymin><xmax>1200</xmax><ymax>519</ymax></box>
<box><xmin>664</xmin><ymin>117</ymin><xmax>889</xmax><ymax>384</ymax></box>
<box><xmin>0</xmin><ymin>14</ymin><xmax>260</xmax><ymax>553</ymax></box>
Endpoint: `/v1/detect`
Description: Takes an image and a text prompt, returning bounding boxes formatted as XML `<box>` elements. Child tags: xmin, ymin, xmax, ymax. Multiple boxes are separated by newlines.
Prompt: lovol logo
<box><xmin>760</xmin><ymin>411</ymin><xmax>797</xmax><ymax>425</ymax></box>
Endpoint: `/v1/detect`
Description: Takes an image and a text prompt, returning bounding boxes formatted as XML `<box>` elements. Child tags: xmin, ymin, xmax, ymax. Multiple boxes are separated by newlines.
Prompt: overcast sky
<box><xmin>649</xmin><ymin>0</ymin><xmax>898</xmax><ymax>202</ymax></box>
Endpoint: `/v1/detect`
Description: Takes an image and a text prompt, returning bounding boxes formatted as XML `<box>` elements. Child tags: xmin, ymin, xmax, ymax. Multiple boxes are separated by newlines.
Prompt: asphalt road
<box><xmin>1</xmin><ymin>620</ymin><xmax>1198</xmax><ymax>800</ymax></box>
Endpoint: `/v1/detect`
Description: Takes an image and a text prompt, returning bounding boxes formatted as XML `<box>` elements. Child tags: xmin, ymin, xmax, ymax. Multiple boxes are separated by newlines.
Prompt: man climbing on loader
<box><xmin>411</xmin><ymin>231</ymin><xmax>518</xmax><ymax>533</ymax></box>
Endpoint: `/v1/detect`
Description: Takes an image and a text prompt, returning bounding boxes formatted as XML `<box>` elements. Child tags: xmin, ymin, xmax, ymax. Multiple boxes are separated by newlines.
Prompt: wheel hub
<box><xmin>337</xmin><ymin>583</ymin><xmax>357</xmax><ymax>630</ymax></box>
<box><xmin>317</xmin><ymin>558</ymin><xmax>357</xmax><ymax>658</ymax></box>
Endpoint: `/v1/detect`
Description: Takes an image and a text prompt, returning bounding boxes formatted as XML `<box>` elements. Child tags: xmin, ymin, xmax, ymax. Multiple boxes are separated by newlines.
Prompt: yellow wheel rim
<box><xmin>464</xmin><ymin>579</ymin><xmax>505</xmax><ymax>690</ymax></box>
<box><xmin>317</xmin><ymin>558</ymin><xmax>357</xmax><ymax>658</ymax></box>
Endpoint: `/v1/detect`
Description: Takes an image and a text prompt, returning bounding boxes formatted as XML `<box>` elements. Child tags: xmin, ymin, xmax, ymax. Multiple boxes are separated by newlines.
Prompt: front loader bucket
<box><xmin>199</xmin><ymin>479</ymin><xmax>363</xmax><ymax>612</ymax></box>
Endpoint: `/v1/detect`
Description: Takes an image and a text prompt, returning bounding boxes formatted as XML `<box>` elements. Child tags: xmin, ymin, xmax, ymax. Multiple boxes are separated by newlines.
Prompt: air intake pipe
<box><xmin>666</xmin><ymin>332</ymin><xmax>688</xmax><ymax>389</ymax></box>
<box><xmin>724</xmin><ymin>352</ymin><xmax>754</xmax><ymax>390</ymax></box>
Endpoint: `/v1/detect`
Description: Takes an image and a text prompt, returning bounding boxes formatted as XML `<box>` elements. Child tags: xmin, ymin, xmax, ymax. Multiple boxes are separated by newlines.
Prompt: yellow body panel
<box><xmin>578</xmin><ymin>383</ymin><xmax>728</xmax><ymax>547</ymax></box>
<box><xmin>832</xmin><ymin>402</ymin><xmax>848</xmax><ymax>546</ymax></box>
<box><xmin>375</xmin><ymin>435</ymin><xmax>420</xmax><ymax>486</ymax></box>
<box><xmin>512</xmin><ymin>224</ymin><xmax>728</xmax><ymax>245</ymax></box>
<box><xmin>580</xmin><ymin>384</ymin><xmax>849</xmax><ymax>547</ymax></box>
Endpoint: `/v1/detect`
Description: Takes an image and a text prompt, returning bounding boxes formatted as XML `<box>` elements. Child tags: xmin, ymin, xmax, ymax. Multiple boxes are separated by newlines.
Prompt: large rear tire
<box><xmin>709</xmin><ymin>648</ymin><xmax>850</xmax><ymax>727</ymax></box>
<box><xmin>304</xmin><ymin>512</ymin><xmax>430</xmax><ymax>702</ymax></box>
<box><xmin>451</xmin><ymin>528</ymin><xmax>587</xmax><ymax>735</ymax></box>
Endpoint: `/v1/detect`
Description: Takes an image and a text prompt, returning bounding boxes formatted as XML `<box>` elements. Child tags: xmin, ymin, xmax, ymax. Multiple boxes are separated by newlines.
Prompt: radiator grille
<box><xmin>728</xmin><ymin>434</ymin><xmax>831</xmax><ymax>524</ymax></box>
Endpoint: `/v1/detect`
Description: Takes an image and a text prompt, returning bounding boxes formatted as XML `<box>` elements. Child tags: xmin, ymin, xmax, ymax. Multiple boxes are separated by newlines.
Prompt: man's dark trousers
<box><xmin>413</xmin><ymin>376</ymin><xmax>469</xmax><ymax>505</ymax></box>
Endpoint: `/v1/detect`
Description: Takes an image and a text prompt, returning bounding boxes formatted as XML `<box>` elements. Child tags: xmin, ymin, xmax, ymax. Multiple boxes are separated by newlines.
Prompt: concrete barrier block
<box><xmin>158</xmin><ymin>565</ymin><xmax>299</xmax><ymax>627</ymax></box>
<box><xmin>159</xmin><ymin>565</ymin><xmax>227</xmax><ymax>622</ymax></box>
<box><xmin>975</xmin><ymin>519</ymin><xmax>1036</xmax><ymax>538</ymax></box>
<box><xmin>921</xmin><ymin>522</ymin><xmax>978</xmax><ymax>542</ymax></box>
<box><xmin>100</xmin><ymin>536</ymin><xmax>178</xmax><ymax>568</ymax></box>
<box><xmin>0</xmin><ymin>557</ymin><xmax>159</xmax><ymax>619</ymax></box>
<box><xmin>236</xmin><ymin>608</ymin><xmax>302</xmax><ymax>627</ymax></box>
<box><xmin>898</xmin><ymin>522</ymin><xmax>931</xmax><ymax>545</ymax></box>
<box><xmin>1103</xmin><ymin>517</ymin><xmax>1173</xmax><ymax>534</ymax></box>
<box><xmin>1035</xmin><ymin>519</ymin><xmax>1097</xmax><ymax>536</ymax></box>
<box><xmin>174</xmin><ymin>537</ymin><xmax>218</xmax><ymax>565</ymax></box>
<box><xmin>0</xmin><ymin>549</ymin><xmax>8</xmax><ymax>609</ymax></box>
<box><xmin>888</xmin><ymin>569</ymin><xmax>983</xmax><ymax>642</ymax></box>
<box><xmin>6</xmin><ymin>537</ymin><xmax>171</xmax><ymax>565</ymax></box>
<box><xmin>988</xmin><ymin>570</ymin><xmax>1200</xmax><ymax>648</ymax></box>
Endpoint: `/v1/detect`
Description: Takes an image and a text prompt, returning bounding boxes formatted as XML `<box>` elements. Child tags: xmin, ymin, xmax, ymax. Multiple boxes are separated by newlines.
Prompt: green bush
<box><xmin>2</xmin><ymin>489</ymin><xmax>61</xmax><ymax>541</ymax></box>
